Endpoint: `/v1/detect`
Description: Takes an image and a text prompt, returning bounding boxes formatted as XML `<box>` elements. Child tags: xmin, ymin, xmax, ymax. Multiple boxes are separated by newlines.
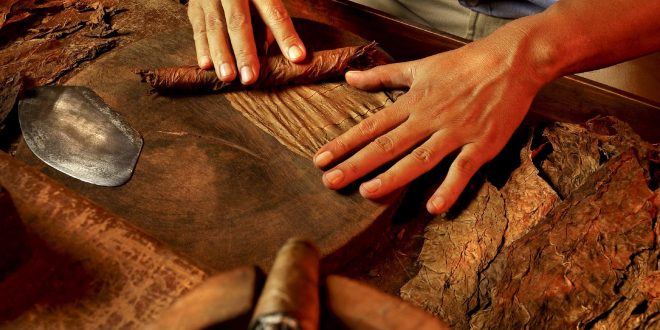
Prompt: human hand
<box><xmin>313</xmin><ymin>32</ymin><xmax>547</xmax><ymax>214</ymax></box>
<box><xmin>187</xmin><ymin>0</ymin><xmax>306</xmax><ymax>84</ymax></box>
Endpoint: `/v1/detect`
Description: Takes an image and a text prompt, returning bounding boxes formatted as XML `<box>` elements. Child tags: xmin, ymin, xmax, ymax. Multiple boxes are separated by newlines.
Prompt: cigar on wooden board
<box><xmin>135</xmin><ymin>42</ymin><xmax>389</xmax><ymax>93</ymax></box>
<box><xmin>249</xmin><ymin>238</ymin><xmax>320</xmax><ymax>330</ymax></box>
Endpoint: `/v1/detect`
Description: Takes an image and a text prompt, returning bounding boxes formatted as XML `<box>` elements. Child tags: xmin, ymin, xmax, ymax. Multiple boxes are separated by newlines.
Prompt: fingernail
<box><xmin>220</xmin><ymin>63</ymin><xmax>232</xmax><ymax>78</ymax></box>
<box><xmin>428</xmin><ymin>196</ymin><xmax>446</xmax><ymax>214</ymax></box>
<box><xmin>345</xmin><ymin>70</ymin><xmax>360</xmax><ymax>78</ymax></box>
<box><xmin>287</xmin><ymin>45</ymin><xmax>303</xmax><ymax>60</ymax></box>
<box><xmin>324</xmin><ymin>169</ymin><xmax>344</xmax><ymax>186</ymax></box>
<box><xmin>240</xmin><ymin>65</ymin><xmax>254</xmax><ymax>84</ymax></box>
<box><xmin>314</xmin><ymin>151</ymin><xmax>333</xmax><ymax>168</ymax></box>
<box><xmin>199</xmin><ymin>55</ymin><xmax>211</xmax><ymax>68</ymax></box>
<box><xmin>361</xmin><ymin>178</ymin><xmax>381</xmax><ymax>195</ymax></box>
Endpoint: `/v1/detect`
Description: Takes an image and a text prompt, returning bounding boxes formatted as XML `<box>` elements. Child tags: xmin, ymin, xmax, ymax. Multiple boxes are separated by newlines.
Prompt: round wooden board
<box><xmin>19</xmin><ymin>19</ymin><xmax>403</xmax><ymax>272</ymax></box>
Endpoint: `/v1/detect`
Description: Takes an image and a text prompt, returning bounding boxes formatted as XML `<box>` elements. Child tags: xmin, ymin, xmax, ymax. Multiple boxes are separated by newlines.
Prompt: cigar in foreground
<box><xmin>136</xmin><ymin>42</ymin><xmax>389</xmax><ymax>93</ymax></box>
<box><xmin>249</xmin><ymin>238</ymin><xmax>320</xmax><ymax>330</ymax></box>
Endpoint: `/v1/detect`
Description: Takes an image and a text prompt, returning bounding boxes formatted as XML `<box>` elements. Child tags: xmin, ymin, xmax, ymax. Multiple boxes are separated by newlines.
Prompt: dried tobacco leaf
<box><xmin>136</xmin><ymin>42</ymin><xmax>388</xmax><ymax>93</ymax></box>
<box><xmin>0</xmin><ymin>0</ymin><xmax>22</xmax><ymax>28</ymax></box>
<box><xmin>640</xmin><ymin>271</ymin><xmax>660</xmax><ymax>301</ymax></box>
<box><xmin>84</xmin><ymin>2</ymin><xmax>123</xmax><ymax>38</ymax></box>
<box><xmin>0</xmin><ymin>36</ymin><xmax>117</xmax><ymax>88</ymax></box>
<box><xmin>586</xmin><ymin>116</ymin><xmax>659</xmax><ymax>183</ymax></box>
<box><xmin>0</xmin><ymin>0</ymin><xmax>121</xmax><ymax>87</ymax></box>
<box><xmin>1</xmin><ymin>0</ymin><xmax>72</xmax><ymax>38</ymax></box>
<box><xmin>587</xmin><ymin>254</ymin><xmax>660</xmax><ymax>330</ymax></box>
<box><xmin>400</xmin><ymin>182</ymin><xmax>507</xmax><ymax>329</ymax></box>
<box><xmin>500</xmin><ymin>138</ymin><xmax>559</xmax><ymax>246</ymax></box>
<box><xmin>225</xmin><ymin>82</ymin><xmax>393</xmax><ymax>159</ymax></box>
<box><xmin>588</xmin><ymin>191</ymin><xmax>660</xmax><ymax>329</ymax></box>
<box><xmin>540</xmin><ymin>122</ymin><xmax>600</xmax><ymax>198</ymax></box>
<box><xmin>0</xmin><ymin>74</ymin><xmax>21</xmax><ymax>131</ymax></box>
<box><xmin>470</xmin><ymin>153</ymin><xmax>657</xmax><ymax>329</ymax></box>
<box><xmin>539</xmin><ymin>117</ymin><xmax>659</xmax><ymax>199</ymax></box>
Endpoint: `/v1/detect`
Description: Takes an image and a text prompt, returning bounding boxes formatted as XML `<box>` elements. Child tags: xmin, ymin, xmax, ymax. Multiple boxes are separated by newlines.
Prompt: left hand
<box><xmin>312</xmin><ymin>33</ymin><xmax>545</xmax><ymax>214</ymax></box>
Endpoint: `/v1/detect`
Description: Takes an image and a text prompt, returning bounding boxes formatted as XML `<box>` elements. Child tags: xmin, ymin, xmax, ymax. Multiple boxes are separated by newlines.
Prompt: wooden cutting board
<box><xmin>15</xmin><ymin>19</ymin><xmax>403</xmax><ymax>272</ymax></box>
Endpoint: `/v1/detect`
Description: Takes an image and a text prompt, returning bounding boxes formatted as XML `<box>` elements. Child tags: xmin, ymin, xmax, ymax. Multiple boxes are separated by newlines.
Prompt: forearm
<box><xmin>493</xmin><ymin>0</ymin><xmax>660</xmax><ymax>85</ymax></box>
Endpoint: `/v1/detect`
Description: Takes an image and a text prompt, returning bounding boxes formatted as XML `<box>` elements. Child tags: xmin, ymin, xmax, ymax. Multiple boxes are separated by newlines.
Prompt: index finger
<box><xmin>254</xmin><ymin>0</ymin><xmax>306</xmax><ymax>62</ymax></box>
<box><xmin>313</xmin><ymin>97</ymin><xmax>410</xmax><ymax>169</ymax></box>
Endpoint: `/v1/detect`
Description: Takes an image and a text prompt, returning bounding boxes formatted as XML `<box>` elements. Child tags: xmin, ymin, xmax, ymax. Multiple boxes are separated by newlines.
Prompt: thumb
<box><xmin>345</xmin><ymin>62</ymin><xmax>413</xmax><ymax>91</ymax></box>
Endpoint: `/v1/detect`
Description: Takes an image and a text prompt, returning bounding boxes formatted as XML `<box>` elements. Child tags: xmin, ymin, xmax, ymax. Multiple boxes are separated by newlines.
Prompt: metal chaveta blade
<box><xmin>18</xmin><ymin>86</ymin><xmax>142</xmax><ymax>186</ymax></box>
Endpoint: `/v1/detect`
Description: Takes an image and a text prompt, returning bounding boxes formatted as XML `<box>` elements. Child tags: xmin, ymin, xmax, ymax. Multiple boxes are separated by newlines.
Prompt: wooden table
<box><xmin>1</xmin><ymin>0</ymin><xmax>659</xmax><ymax>328</ymax></box>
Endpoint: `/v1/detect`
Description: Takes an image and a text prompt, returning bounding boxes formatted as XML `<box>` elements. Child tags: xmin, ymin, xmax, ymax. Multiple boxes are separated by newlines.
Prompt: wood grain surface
<box><xmin>15</xmin><ymin>19</ymin><xmax>403</xmax><ymax>272</ymax></box>
<box><xmin>0</xmin><ymin>152</ymin><xmax>207</xmax><ymax>329</ymax></box>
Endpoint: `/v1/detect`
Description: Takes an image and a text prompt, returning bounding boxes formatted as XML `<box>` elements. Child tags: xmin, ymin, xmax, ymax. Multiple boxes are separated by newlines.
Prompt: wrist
<box><xmin>494</xmin><ymin>15</ymin><xmax>575</xmax><ymax>89</ymax></box>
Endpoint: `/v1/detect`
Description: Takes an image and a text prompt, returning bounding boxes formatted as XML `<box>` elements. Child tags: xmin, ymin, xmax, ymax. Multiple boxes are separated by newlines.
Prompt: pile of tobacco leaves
<box><xmin>401</xmin><ymin>116</ymin><xmax>659</xmax><ymax>329</ymax></box>
<box><xmin>0</xmin><ymin>0</ymin><xmax>123</xmax><ymax>146</ymax></box>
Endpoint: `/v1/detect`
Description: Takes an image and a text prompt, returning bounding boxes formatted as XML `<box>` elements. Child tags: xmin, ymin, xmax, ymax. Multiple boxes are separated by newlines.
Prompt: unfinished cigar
<box><xmin>249</xmin><ymin>238</ymin><xmax>320</xmax><ymax>330</ymax></box>
<box><xmin>136</xmin><ymin>42</ymin><xmax>388</xmax><ymax>93</ymax></box>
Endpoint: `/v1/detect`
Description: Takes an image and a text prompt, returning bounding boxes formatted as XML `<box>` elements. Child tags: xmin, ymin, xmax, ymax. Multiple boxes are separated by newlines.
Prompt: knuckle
<box><xmin>234</xmin><ymin>48</ymin><xmax>255</xmax><ymax>63</ymax></box>
<box><xmin>204</xmin><ymin>13</ymin><xmax>225</xmax><ymax>32</ymax></box>
<box><xmin>227</xmin><ymin>11</ymin><xmax>249</xmax><ymax>31</ymax></box>
<box><xmin>263</xmin><ymin>4</ymin><xmax>290</xmax><ymax>24</ymax></box>
<box><xmin>372</xmin><ymin>135</ymin><xmax>396</xmax><ymax>154</ymax></box>
<box><xmin>481</xmin><ymin>123</ymin><xmax>501</xmax><ymax>143</ymax></box>
<box><xmin>280</xmin><ymin>34</ymin><xmax>299</xmax><ymax>46</ymax></box>
<box><xmin>412</xmin><ymin>147</ymin><xmax>433</xmax><ymax>164</ymax></box>
<box><xmin>343</xmin><ymin>161</ymin><xmax>359</xmax><ymax>175</ymax></box>
<box><xmin>456</xmin><ymin>154</ymin><xmax>478</xmax><ymax>175</ymax></box>
<box><xmin>212</xmin><ymin>50</ymin><xmax>228</xmax><ymax>62</ymax></box>
<box><xmin>332</xmin><ymin>136</ymin><xmax>349</xmax><ymax>154</ymax></box>
<box><xmin>193</xmin><ymin>29</ymin><xmax>207</xmax><ymax>40</ymax></box>
<box><xmin>357</xmin><ymin>119</ymin><xmax>377</xmax><ymax>137</ymax></box>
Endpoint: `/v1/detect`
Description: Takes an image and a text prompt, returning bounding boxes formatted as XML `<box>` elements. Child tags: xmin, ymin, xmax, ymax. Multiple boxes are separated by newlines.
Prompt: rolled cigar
<box><xmin>249</xmin><ymin>238</ymin><xmax>320</xmax><ymax>330</ymax></box>
<box><xmin>136</xmin><ymin>42</ymin><xmax>388</xmax><ymax>93</ymax></box>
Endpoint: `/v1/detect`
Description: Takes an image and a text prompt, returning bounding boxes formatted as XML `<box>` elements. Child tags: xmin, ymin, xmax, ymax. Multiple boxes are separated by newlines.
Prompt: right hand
<box><xmin>187</xmin><ymin>0</ymin><xmax>307</xmax><ymax>84</ymax></box>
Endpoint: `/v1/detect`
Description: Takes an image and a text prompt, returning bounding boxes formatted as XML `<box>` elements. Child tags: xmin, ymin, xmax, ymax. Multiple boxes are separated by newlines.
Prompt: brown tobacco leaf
<box><xmin>27</xmin><ymin>7</ymin><xmax>88</xmax><ymax>39</ymax></box>
<box><xmin>500</xmin><ymin>138</ymin><xmax>559</xmax><ymax>246</ymax></box>
<box><xmin>640</xmin><ymin>271</ymin><xmax>660</xmax><ymax>301</ymax></box>
<box><xmin>584</xmin><ymin>246</ymin><xmax>660</xmax><ymax>329</ymax></box>
<box><xmin>1</xmin><ymin>0</ymin><xmax>73</xmax><ymax>38</ymax></box>
<box><xmin>225</xmin><ymin>82</ymin><xmax>393</xmax><ymax>159</ymax></box>
<box><xmin>539</xmin><ymin>117</ymin><xmax>659</xmax><ymax>199</ymax></box>
<box><xmin>540</xmin><ymin>122</ymin><xmax>601</xmax><ymax>198</ymax></box>
<box><xmin>0</xmin><ymin>0</ymin><xmax>22</xmax><ymax>28</ymax></box>
<box><xmin>470</xmin><ymin>153</ymin><xmax>657</xmax><ymax>329</ymax></box>
<box><xmin>400</xmin><ymin>182</ymin><xmax>507</xmax><ymax>329</ymax></box>
<box><xmin>0</xmin><ymin>35</ymin><xmax>117</xmax><ymax>89</ymax></box>
<box><xmin>587</xmin><ymin>116</ymin><xmax>656</xmax><ymax>155</ymax></box>
<box><xmin>84</xmin><ymin>2</ymin><xmax>123</xmax><ymax>38</ymax></box>
<box><xmin>0</xmin><ymin>0</ymin><xmax>121</xmax><ymax>87</ymax></box>
<box><xmin>589</xmin><ymin>193</ymin><xmax>660</xmax><ymax>329</ymax></box>
<box><xmin>586</xmin><ymin>116</ymin><xmax>660</xmax><ymax>181</ymax></box>
<box><xmin>26</xmin><ymin>3</ymin><xmax>120</xmax><ymax>39</ymax></box>
<box><xmin>0</xmin><ymin>75</ymin><xmax>21</xmax><ymax>131</ymax></box>
<box><xmin>136</xmin><ymin>42</ymin><xmax>388</xmax><ymax>93</ymax></box>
